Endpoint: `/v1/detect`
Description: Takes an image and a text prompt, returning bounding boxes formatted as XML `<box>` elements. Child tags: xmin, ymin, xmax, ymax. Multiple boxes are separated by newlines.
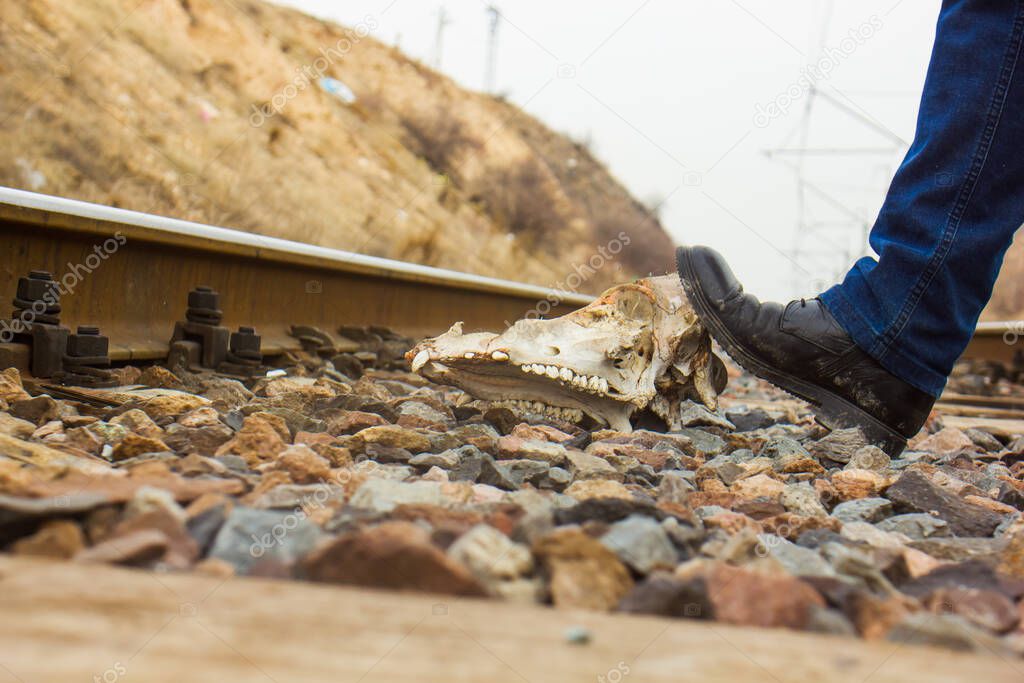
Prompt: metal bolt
<box><xmin>66</xmin><ymin>325</ymin><xmax>109</xmax><ymax>359</ymax></box>
<box><xmin>229</xmin><ymin>326</ymin><xmax>261</xmax><ymax>361</ymax></box>
<box><xmin>185</xmin><ymin>286</ymin><xmax>222</xmax><ymax>325</ymax></box>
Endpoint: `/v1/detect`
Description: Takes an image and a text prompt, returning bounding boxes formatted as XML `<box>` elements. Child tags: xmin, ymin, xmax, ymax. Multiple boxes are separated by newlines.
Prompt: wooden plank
<box><xmin>940</xmin><ymin>393</ymin><xmax>1024</xmax><ymax>410</ymax></box>
<box><xmin>0</xmin><ymin>556</ymin><xmax>1019</xmax><ymax>683</ymax></box>
<box><xmin>934</xmin><ymin>402</ymin><xmax>1024</xmax><ymax>420</ymax></box>
<box><xmin>941</xmin><ymin>415</ymin><xmax>1024</xmax><ymax>438</ymax></box>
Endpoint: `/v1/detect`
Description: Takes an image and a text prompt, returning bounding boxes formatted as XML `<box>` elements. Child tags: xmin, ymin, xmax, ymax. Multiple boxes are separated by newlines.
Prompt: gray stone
<box><xmin>617</xmin><ymin>573</ymin><xmax>713</xmax><ymax>618</ymax></box>
<box><xmin>832</xmin><ymin>498</ymin><xmax>893</xmax><ymax>524</ymax></box>
<box><xmin>600</xmin><ymin>514</ymin><xmax>678</xmax><ymax>574</ymax></box>
<box><xmin>657</xmin><ymin>471</ymin><xmax>694</xmax><ymax>505</ymax></box>
<box><xmin>660</xmin><ymin>516</ymin><xmax>705</xmax><ymax>548</ymax></box>
<box><xmin>805</xmin><ymin>606</ymin><xmax>857</xmax><ymax>636</ymax></box>
<box><xmin>348</xmin><ymin>479</ymin><xmax>445</xmax><ymax>512</ymax></box>
<box><xmin>907</xmin><ymin>537</ymin><xmax>1006</xmax><ymax>562</ymax></box>
<box><xmin>759</xmin><ymin>535</ymin><xmax>835</xmax><ymax>577</ymax></box>
<box><xmin>502</xmin><ymin>459</ymin><xmax>552</xmax><ymax>487</ymax></box>
<box><xmin>725</xmin><ymin>407</ymin><xmax>776</xmax><ymax>432</ymax></box>
<box><xmin>653</xmin><ymin>428</ymin><xmax>724</xmax><ymax>457</ymax></box>
<box><xmin>397</xmin><ymin>401</ymin><xmax>451</xmax><ymax>425</ymax></box>
<box><xmin>695</xmin><ymin>505</ymin><xmax>731</xmax><ymax>519</ymax></box>
<box><xmin>876</xmin><ymin>513</ymin><xmax>951</xmax><ymax>540</ymax></box>
<box><xmin>476</xmin><ymin>453</ymin><xmax>519</xmax><ymax>491</ymax></box>
<box><xmin>209</xmin><ymin>507</ymin><xmax>324</xmax><ymax>574</ymax></box>
<box><xmin>213</xmin><ymin>454</ymin><xmax>250</xmax><ymax>472</ymax></box>
<box><xmin>702</xmin><ymin>455</ymin><xmax>745</xmax><ymax>485</ymax></box>
<box><xmin>762</xmin><ymin>436</ymin><xmax>810</xmax><ymax>460</ymax></box>
<box><xmin>809</xmin><ymin>428</ymin><xmax>869</xmax><ymax>463</ymax></box>
<box><xmin>846</xmin><ymin>445</ymin><xmax>891</xmax><ymax>471</ymax></box>
<box><xmin>677</xmin><ymin>401</ymin><xmax>735</xmax><ymax>430</ymax></box>
<box><xmin>781</xmin><ymin>483</ymin><xmax>828</xmax><ymax>518</ymax></box>
<box><xmin>564</xmin><ymin>450</ymin><xmax>622</xmax><ymax>481</ymax></box>
<box><xmin>963</xmin><ymin>428</ymin><xmax>1004</xmax><ymax>452</ymax></box>
<box><xmin>886</xmin><ymin>613</ymin><xmax>1010</xmax><ymax>655</ymax></box>
<box><xmin>409</xmin><ymin>450</ymin><xmax>461</xmax><ymax>469</ymax></box>
<box><xmin>537</xmin><ymin>466</ymin><xmax>572</xmax><ymax>491</ymax></box>
<box><xmin>886</xmin><ymin>470</ymin><xmax>1004</xmax><ymax>537</ymax></box>
<box><xmin>447</xmin><ymin>445</ymin><xmax>485</xmax><ymax>482</ymax></box>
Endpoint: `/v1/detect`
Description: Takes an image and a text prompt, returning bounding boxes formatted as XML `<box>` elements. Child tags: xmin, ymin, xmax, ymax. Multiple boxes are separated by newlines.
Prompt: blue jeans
<box><xmin>821</xmin><ymin>0</ymin><xmax>1024</xmax><ymax>398</ymax></box>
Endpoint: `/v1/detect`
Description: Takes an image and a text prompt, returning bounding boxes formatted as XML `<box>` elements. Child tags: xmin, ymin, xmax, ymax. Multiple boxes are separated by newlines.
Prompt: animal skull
<box><xmin>406</xmin><ymin>275</ymin><xmax>727</xmax><ymax>431</ymax></box>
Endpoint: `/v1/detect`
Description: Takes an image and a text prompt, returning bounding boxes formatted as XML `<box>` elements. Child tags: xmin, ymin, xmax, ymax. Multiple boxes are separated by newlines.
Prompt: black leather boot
<box><xmin>676</xmin><ymin>245</ymin><xmax>935</xmax><ymax>456</ymax></box>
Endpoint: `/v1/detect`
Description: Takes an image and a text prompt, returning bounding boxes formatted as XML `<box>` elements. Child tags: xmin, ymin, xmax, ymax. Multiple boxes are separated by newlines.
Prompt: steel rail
<box><xmin>0</xmin><ymin>187</ymin><xmax>593</xmax><ymax>363</ymax></box>
<box><xmin>963</xmin><ymin>321</ymin><xmax>1024</xmax><ymax>364</ymax></box>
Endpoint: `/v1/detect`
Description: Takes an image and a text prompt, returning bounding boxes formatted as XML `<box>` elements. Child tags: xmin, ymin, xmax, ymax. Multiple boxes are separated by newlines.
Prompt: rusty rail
<box><xmin>0</xmin><ymin>187</ymin><xmax>591</xmax><ymax>368</ymax></box>
<box><xmin>962</xmin><ymin>321</ymin><xmax>1024</xmax><ymax>363</ymax></box>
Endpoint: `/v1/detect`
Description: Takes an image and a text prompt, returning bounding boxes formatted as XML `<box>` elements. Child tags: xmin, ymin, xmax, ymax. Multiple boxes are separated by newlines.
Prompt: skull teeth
<box><xmin>469</xmin><ymin>350</ymin><xmax>616</xmax><ymax>398</ymax></box>
<box><xmin>517</xmin><ymin>363</ymin><xmax>613</xmax><ymax>397</ymax></box>
<box><xmin>492</xmin><ymin>400</ymin><xmax>584</xmax><ymax>423</ymax></box>
<box><xmin>411</xmin><ymin>349</ymin><xmax>431</xmax><ymax>372</ymax></box>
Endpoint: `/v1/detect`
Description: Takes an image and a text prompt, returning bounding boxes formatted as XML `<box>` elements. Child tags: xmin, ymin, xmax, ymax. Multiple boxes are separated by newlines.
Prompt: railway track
<box><xmin>0</xmin><ymin>187</ymin><xmax>589</xmax><ymax>379</ymax></box>
<box><xmin>1</xmin><ymin>186</ymin><xmax>1022</xmax><ymax>415</ymax></box>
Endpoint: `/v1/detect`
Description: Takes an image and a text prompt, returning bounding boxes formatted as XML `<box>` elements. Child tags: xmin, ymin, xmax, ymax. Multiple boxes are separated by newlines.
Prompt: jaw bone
<box><xmin>406</xmin><ymin>276</ymin><xmax>727</xmax><ymax>432</ymax></box>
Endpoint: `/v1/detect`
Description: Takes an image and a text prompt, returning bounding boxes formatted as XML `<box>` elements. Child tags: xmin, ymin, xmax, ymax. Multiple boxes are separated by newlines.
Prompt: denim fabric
<box><xmin>821</xmin><ymin>0</ymin><xmax>1024</xmax><ymax>397</ymax></box>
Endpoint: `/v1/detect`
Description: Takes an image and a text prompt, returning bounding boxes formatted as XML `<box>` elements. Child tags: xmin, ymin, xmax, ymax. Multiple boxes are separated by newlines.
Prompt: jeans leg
<box><xmin>821</xmin><ymin>0</ymin><xmax>1024</xmax><ymax>397</ymax></box>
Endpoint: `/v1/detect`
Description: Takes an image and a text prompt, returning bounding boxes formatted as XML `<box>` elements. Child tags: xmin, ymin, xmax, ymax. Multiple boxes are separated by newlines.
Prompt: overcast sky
<box><xmin>276</xmin><ymin>0</ymin><xmax>941</xmax><ymax>300</ymax></box>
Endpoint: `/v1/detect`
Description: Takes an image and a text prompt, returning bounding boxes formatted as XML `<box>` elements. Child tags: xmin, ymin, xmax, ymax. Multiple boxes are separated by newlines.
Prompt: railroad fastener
<box><xmin>12</xmin><ymin>270</ymin><xmax>61</xmax><ymax>326</ymax></box>
<box><xmin>170</xmin><ymin>286</ymin><xmax>231</xmax><ymax>370</ymax></box>
<box><xmin>226</xmin><ymin>325</ymin><xmax>262</xmax><ymax>366</ymax></box>
<box><xmin>65</xmin><ymin>325</ymin><xmax>111</xmax><ymax>367</ymax></box>
<box><xmin>3</xmin><ymin>269</ymin><xmax>69</xmax><ymax>377</ymax></box>
<box><xmin>185</xmin><ymin>285</ymin><xmax>224</xmax><ymax>326</ymax></box>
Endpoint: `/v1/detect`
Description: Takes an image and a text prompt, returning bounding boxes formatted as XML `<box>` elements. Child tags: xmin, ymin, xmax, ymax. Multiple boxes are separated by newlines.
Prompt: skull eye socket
<box><xmin>614</xmin><ymin>289</ymin><xmax>655</xmax><ymax>321</ymax></box>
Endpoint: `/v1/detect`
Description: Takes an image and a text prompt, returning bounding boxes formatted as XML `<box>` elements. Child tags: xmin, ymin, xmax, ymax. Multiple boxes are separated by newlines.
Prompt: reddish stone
<box><xmin>510</xmin><ymin>423</ymin><xmax>575</xmax><ymax>443</ymax></box>
<box><xmin>110</xmin><ymin>433</ymin><xmax>171</xmax><ymax>461</ymax></box>
<box><xmin>705</xmin><ymin>564</ymin><xmax>825</xmax><ymax>630</ymax></box>
<box><xmin>301</xmin><ymin>522</ymin><xmax>486</xmax><ymax>596</ymax></box>
<box><xmin>845</xmin><ymin>591</ymin><xmax>918</xmax><ymax>640</ymax></box>
<box><xmin>113</xmin><ymin>509</ymin><xmax>199</xmax><ymax>569</ymax></box>
<box><xmin>325</xmin><ymin>410</ymin><xmax>388</xmax><ymax>436</ymax></box>
<box><xmin>11</xmin><ymin>520</ymin><xmax>86</xmax><ymax>558</ymax></box>
<box><xmin>75</xmin><ymin>529</ymin><xmax>170</xmax><ymax>565</ymax></box>
<box><xmin>533</xmin><ymin>527</ymin><xmax>633</xmax><ymax>611</ymax></box>
<box><xmin>761</xmin><ymin>513</ymin><xmax>841</xmax><ymax>541</ymax></box>
<box><xmin>214</xmin><ymin>415</ymin><xmax>288</xmax><ymax>465</ymax></box>
<box><xmin>924</xmin><ymin>587</ymin><xmax>1020</xmax><ymax>633</ymax></box>
<box><xmin>273</xmin><ymin>444</ymin><xmax>332</xmax><ymax>484</ymax></box>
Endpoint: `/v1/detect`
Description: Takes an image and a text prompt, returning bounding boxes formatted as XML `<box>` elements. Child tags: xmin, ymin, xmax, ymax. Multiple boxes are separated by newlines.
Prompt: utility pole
<box><xmin>484</xmin><ymin>5</ymin><xmax>501</xmax><ymax>93</ymax></box>
<box><xmin>762</xmin><ymin>0</ymin><xmax>907</xmax><ymax>296</ymax></box>
<box><xmin>432</xmin><ymin>6</ymin><xmax>451</xmax><ymax>70</ymax></box>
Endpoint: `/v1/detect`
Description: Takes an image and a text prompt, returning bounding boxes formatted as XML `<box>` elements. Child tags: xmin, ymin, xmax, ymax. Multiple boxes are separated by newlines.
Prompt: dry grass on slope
<box><xmin>0</xmin><ymin>0</ymin><xmax>675</xmax><ymax>295</ymax></box>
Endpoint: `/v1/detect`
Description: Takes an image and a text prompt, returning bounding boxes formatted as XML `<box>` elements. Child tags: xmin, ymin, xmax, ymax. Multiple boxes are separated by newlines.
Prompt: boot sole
<box><xmin>677</xmin><ymin>249</ymin><xmax>907</xmax><ymax>457</ymax></box>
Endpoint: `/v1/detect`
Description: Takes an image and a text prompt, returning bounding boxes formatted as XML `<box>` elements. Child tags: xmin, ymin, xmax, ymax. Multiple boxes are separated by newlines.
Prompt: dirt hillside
<box><xmin>0</xmin><ymin>0</ymin><xmax>675</xmax><ymax>293</ymax></box>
